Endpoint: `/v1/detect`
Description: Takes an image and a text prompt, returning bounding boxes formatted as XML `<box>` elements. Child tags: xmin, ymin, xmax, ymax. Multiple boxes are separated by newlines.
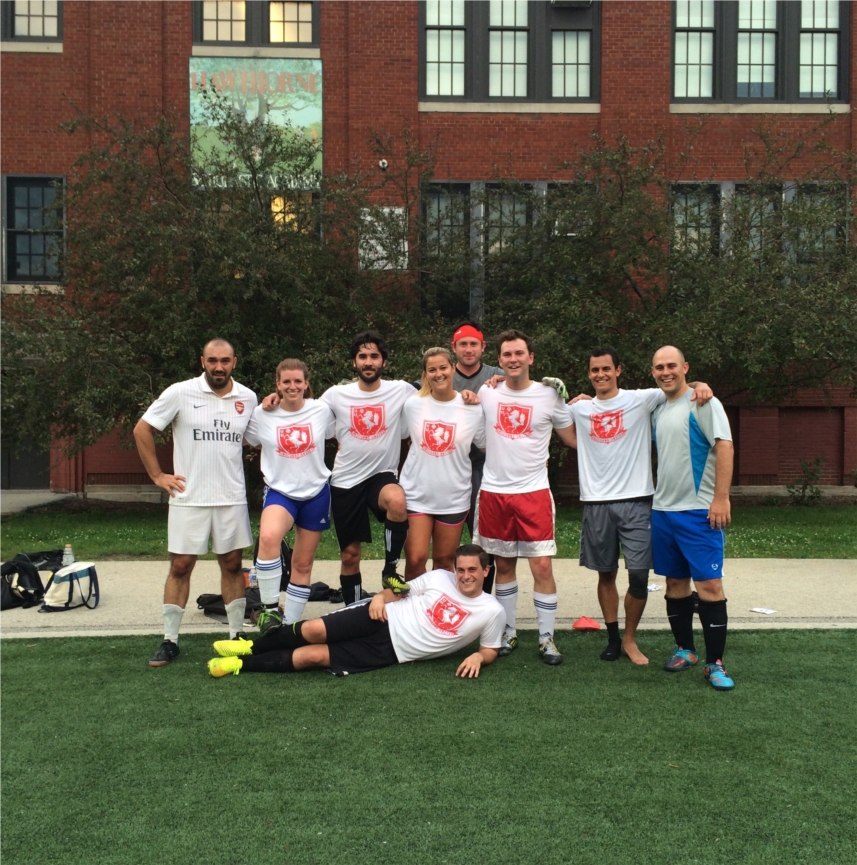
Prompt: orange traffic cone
<box><xmin>572</xmin><ymin>616</ymin><xmax>601</xmax><ymax>631</ymax></box>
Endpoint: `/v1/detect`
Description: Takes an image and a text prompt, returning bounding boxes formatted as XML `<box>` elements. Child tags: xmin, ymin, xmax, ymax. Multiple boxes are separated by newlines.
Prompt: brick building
<box><xmin>2</xmin><ymin>0</ymin><xmax>855</xmax><ymax>493</ymax></box>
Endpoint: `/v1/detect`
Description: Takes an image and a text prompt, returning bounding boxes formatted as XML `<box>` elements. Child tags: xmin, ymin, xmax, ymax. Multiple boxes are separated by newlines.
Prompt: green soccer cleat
<box><xmin>381</xmin><ymin>570</ymin><xmax>410</xmax><ymax>595</ymax></box>
<box><xmin>542</xmin><ymin>376</ymin><xmax>569</xmax><ymax>400</ymax></box>
<box><xmin>213</xmin><ymin>636</ymin><xmax>254</xmax><ymax>657</ymax></box>
<box><xmin>209</xmin><ymin>656</ymin><xmax>243</xmax><ymax>678</ymax></box>
<box><xmin>256</xmin><ymin>608</ymin><xmax>283</xmax><ymax>636</ymax></box>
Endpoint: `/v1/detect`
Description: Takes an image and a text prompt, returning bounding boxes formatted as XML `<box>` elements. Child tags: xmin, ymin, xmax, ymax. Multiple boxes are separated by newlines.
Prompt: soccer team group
<box><xmin>134</xmin><ymin>323</ymin><xmax>736</xmax><ymax>690</ymax></box>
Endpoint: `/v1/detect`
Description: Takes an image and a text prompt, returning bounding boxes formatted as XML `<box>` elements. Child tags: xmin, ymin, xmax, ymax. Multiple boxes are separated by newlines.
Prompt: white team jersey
<box><xmin>568</xmin><ymin>388</ymin><xmax>665</xmax><ymax>501</ymax></box>
<box><xmin>320</xmin><ymin>379</ymin><xmax>417</xmax><ymax>489</ymax></box>
<box><xmin>653</xmin><ymin>392</ymin><xmax>733</xmax><ymax>511</ymax></box>
<box><xmin>141</xmin><ymin>373</ymin><xmax>257</xmax><ymax>507</ymax></box>
<box><xmin>244</xmin><ymin>399</ymin><xmax>335</xmax><ymax>501</ymax></box>
<box><xmin>399</xmin><ymin>394</ymin><xmax>486</xmax><ymax>514</ymax></box>
<box><xmin>387</xmin><ymin>569</ymin><xmax>505</xmax><ymax>663</ymax></box>
<box><xmin>478</xmin><ymin>382</ymin><xmax>573</xmax><ymax>494</ymax></box>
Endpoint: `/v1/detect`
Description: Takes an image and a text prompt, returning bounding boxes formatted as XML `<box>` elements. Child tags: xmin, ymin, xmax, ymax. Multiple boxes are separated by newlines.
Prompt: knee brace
<box><xmin>627</xmin><ymin>569</ymin><xmax>649</xmax><ymax>601</ymax></box>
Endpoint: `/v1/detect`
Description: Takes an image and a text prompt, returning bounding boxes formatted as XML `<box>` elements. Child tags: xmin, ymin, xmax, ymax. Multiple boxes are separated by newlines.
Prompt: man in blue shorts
<box><xmin>651</xmin><ymin>346</ymin><xmax>735</xmax><ymax>690</ymax></box>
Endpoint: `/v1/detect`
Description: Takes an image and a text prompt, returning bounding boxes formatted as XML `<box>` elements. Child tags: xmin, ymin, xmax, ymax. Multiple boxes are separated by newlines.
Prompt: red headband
<box><xmin>452</xmin><ymin>325</ymin><xmax>484</xmax><ymax>344</ymax></box>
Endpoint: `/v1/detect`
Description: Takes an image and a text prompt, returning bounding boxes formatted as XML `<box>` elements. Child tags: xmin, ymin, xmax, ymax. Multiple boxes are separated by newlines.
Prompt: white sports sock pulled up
<box><xmin>225</xmin><ymin>597</ymin><xmax>247</xmax><ymax>638</ymax></box>
<box><xmin>163</xmin><ymin>604</ymin><xmax>185</xmax><ymax>642</ymax></box>
<box><xmin>495</xmin><ymin>580</ymin><xmax>519</xmax><ymax>633</ymax></box>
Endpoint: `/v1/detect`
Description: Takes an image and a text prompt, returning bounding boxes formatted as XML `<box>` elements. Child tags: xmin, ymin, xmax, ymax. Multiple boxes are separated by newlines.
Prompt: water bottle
<box><xmin>62</xmin><ymin>544</ymin><xmax>74</xmax><ymax>566</ymax></box>
<box><xmin>249</xmin><ymin>566</ymin><xmax>258</xmax><ymax>589</ymax></box>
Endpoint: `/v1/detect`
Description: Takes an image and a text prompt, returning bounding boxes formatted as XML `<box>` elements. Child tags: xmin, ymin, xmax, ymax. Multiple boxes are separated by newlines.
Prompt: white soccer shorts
<box><xmin>167</xmin><ymin>504</ymin><xmax>253</xmax><ymax>556</ymax></box>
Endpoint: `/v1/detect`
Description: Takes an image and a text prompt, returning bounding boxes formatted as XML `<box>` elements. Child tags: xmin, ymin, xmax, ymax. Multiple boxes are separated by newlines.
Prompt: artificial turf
<box><xmin>2</xmin><ymin>630</ymin><xmax>854</xmax><ymax>865</ymax></box>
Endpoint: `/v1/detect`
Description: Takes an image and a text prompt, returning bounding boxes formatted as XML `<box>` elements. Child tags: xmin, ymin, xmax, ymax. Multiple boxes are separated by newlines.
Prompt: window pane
<box><xmin>203</xmin><ymin>20</ymin><xmax>216</xmax><ymax>39</ymax></box>
<box><xmin>298</xmin><ymin>22</ymin><xmax>311</xmax><ymax>41</ymax></box>
<box><xmin>802</xmin><ymin>0</ymin><xmax>839</xmax><ymax>29</ymax></box>
<box><xmin>30</xmin><ymin>17</ymin><xmax>43</xmax><ymax>36</ymax></box>
<box><xmin>233</xmin><ymin>21</ymin><xmax>245</xmax><ymax>41</ymax></box>
<box><xmin>44</xmin><ymin>17</ymin><xmax>57</xmax><ymax>36</ymax></box>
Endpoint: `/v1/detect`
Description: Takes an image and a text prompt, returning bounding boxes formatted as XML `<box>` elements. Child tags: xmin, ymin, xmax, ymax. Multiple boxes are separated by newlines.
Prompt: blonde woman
<box><xmin>399</xmin><ymin>348</ymin><xmax>486</xmax><ymax>579</ymax></box>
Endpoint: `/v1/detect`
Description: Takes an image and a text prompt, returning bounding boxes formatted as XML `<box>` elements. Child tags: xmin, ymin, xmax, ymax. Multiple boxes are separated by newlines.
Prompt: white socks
<box><xmin>163</xmin><ymin>604</ymin><xmax>184</xmax><ymax>642</ymax></box>
<box><xmin>225</xmin><ymin>597</ymin><xmax>247</xmax><ymax>638</ymax></box>
<box><xmin>495</xmin><ymin>580</ymin><xmax>519</xmax><ymax>634</ymax></box>
<box><xmin>255</xmin><ymin>556</ymin><xmax>282</xmax><ymax>606</ymax></box>
<box><xmin>284</xmin><ymin>582</ymin><xmax>311</xmax><ymax>624</ymax></box>
<box><xmin>533</xmin><ymin>591</ymin><xmax>558</xmax><ymax>643</ymax></box>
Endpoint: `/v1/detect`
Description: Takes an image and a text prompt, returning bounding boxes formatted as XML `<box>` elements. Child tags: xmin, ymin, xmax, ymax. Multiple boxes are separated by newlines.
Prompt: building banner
<box><xmin>189</xmin><ymin>57</ymin><xmax>322</xmax><ymax>169</ymax></box>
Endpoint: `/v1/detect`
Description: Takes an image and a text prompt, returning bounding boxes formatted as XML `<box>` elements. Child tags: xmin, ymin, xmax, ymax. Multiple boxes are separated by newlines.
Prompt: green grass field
<box><xmin>2</xmin><ymin>630</ymin><xmax>854</xmax><ymax>865</ymax></box>
<box><xmin>2</xmin><ymin>503</ymin><xmax>855</xmax><ymax>561</ymax></box>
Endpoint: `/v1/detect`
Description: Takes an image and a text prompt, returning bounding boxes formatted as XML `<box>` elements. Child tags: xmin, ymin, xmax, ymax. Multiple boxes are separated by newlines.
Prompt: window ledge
<box><xmin>191</xmin><ymin>45</ymin><xmax>320</xmax><ymax>59</ymax></box>
<box><xmin>2</xmin><ymin>283</ymin><xmax>64</xmax><ymax>295</ymax></box>
<box><xmin>671</xmin><ymin>102</ymin><xmax>850</xmax><ymax>115</ymax></box>
<box><xmin>1</xmin><ymin>40</ymin><xmax>62</xmax><ymax>53</ymax></box>
<box><xmin>419</xmin><ymin>101</ymin><xmax>600</xmax><ymax>114</ymax></box>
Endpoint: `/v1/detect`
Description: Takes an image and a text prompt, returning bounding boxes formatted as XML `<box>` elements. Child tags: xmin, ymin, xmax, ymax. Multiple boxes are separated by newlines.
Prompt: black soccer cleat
<box><xmin>149</xmin><ymin>639</ymin><xmax>180</xmax><ymax>667</ymax></box>
<box><xmin>381</xmin><ymin>570</ymin><xmax>410</xmax><ymax>595</ymax></box>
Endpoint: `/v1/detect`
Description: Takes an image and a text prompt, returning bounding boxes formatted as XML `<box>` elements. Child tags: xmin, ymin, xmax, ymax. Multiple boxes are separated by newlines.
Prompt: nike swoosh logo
<box><xmin>193</xmin><ymin>404</ymin><xmax>205</xmax><ymax>408</ymax></box>
<box><xmin>709</xmin><ymin>624</ymin><xmax>727</xmax><ymax>627</ymax></box>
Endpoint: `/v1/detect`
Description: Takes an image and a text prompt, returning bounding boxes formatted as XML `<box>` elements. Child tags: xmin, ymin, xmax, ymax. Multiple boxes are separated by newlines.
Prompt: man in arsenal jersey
<box><xmin>134</xmin><ymin>338</ymin><xmax>257</xmax><ymax>667</ymax></box>
<box><xmin>473</xmin><ymin>330</ymin><xmax>577</xmax><ymax>666</ymax></box>
<box><xmin>207</xmin><ymin>545</ymin><xmax>505</xmax><ymax>678</ymax></box>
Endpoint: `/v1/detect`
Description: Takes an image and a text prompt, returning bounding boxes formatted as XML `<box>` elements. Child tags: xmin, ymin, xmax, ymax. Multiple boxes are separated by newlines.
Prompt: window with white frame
<box><xmin>1</xmin><ymin>0</ymin><xmax>62</xmax><ymax>41</ymax></box>
<box><xmin>420</xmin><ymin>0</ymin><xmax>600</xmax><ymax>102</ymax></box>
<box><xmin>672</xmin><ymin>0</ymin><xmax>848</xmax><ymax>102</ymax></box>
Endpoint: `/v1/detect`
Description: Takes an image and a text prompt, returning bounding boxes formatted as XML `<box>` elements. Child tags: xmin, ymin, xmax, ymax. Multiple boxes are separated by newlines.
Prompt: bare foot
<box><xmin>622</xmin><ymin>640</ymin><xmax>649</xmax><ymax>665</ymax></box>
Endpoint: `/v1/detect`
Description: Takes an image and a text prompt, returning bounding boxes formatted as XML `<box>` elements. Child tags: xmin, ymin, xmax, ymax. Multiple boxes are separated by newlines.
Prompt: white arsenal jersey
<box><xmin>141</xmin><ymin>373</ymin><xmax>257</xmax><ymax>507</ymax></box>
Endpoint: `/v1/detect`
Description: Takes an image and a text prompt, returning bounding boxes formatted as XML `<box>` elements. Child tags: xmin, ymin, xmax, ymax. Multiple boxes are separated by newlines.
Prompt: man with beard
<box><xmin>134</xmin><ymin>338</ymin><xmax>257</xmax><ymax>667</ymax></box>
<box><xmin>315</xmin><ymin>331</ymin><xmax>416</xmax><ymax>604</ymax></box>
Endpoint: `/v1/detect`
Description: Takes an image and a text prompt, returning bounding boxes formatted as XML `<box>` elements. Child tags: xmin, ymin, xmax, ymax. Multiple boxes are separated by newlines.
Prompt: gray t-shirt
<box><xmin>652</xmin><ymin>391</ymin><xmax>732</xmax><ymax>511</ymax></box>
<box><xmin>453</xmin><ymin>363</ymin><xmax>504</xmax><ymax>466</ymax></box>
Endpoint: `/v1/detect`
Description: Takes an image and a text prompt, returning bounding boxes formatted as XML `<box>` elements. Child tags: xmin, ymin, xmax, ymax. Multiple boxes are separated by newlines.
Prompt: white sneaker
<box><xmin>539</xmin><ymin>637</ymin><xmax>563</xmax><ymax>666</ymax></box>
<box><xmin>497</xmin><ymin>631</ymin><xmax>518</xmax><ymax>656</ymax></box>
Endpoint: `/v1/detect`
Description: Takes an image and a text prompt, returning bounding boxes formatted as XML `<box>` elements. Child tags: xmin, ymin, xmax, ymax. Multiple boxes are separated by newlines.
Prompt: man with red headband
<box><xmin>450</xmin><ymin>321</ymin><xmax>504</xmax><ymax>594</ymax></box>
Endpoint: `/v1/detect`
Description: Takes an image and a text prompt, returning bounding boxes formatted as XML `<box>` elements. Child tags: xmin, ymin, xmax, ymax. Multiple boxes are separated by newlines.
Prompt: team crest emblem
<box><xmin>495</xmin><ymin>403</ymin><xmax>533</xmax><ymax>438</ymax></box>
<box><xmin>421</xmin><ymin>421</ymin><xmax>456</xmax><ymax>456</ymax></box>
<box><xmin>590</xmin><ymin>410</ymin><xmax>626</xmax><ymax>442</ymax></box>
<box><xmin>350</xmin><ymin>405</ymin><xmax>386</xmax><ymax>440</ymax></box>
<box><xmin>235</xmin><ymin>401</ymin><xmax>245</xmax><ymax>415</ymax></box>
<box><xmin>276</xmin><ymin>425</ymin><xmax>315</xmax><ymax>457</ymax></box>
<box><xmin>427</xmin><ymin>594</ymin><xmax>471</xmax><ymax>636</ymax></box>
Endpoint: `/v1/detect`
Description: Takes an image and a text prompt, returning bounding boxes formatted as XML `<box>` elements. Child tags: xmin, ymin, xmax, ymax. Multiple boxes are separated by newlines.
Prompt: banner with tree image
<box><xmin>189</xmin><ymin>57</ymin><xmax>322</xmax><ymax>171</ymax></box>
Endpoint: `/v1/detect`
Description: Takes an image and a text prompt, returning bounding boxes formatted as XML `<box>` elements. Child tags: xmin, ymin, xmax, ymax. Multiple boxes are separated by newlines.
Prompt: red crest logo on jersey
<box><xmin>350</xmin><ymin>405</ymin><xmax>387</xmax><ymax>440</ymax></box>
<box><xmin>235</xmin><ymin>401</ymin><xmax>245</xmax><ymax>415</ymax></box>
<box><xmin>426</xmin><ymin>593</ymin><xmax>471</xmax><ymax>636</ymax></box>
<box><xmin>276</xmin><ymin>424</ymin><xmax>315</xmax><ymax>458</ymax></box>
<box><xmin>420</xmin><ymin>421</ymin><xmax>456</xmax><ymax>456</ymax></box>
<box><xmin>495</xmin><ymin>403</ymin><xmax>533</xmax><ymax>438</ymax></box>
<box><xmin>590</xmin><ymin>410</ymin><xmax>626</xmax><ymax>442</ymax></box>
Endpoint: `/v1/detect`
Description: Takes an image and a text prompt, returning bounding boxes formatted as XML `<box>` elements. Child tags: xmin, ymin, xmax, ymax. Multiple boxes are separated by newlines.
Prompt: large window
<box><xmin>672</xmin><ymin>0</ymin><xmax>849</xmax><ymax>103</ymax></box>
<box><xmin>1</xmin><ymin>1</ymin><xmax>62</xmax><ymax>41</ymax></box>
<box><xmin>420</xmin><ymin>0</ymin><xmax>600</xmax><ymax>102</ymax></box>
<box><xmin>3</xmin><ymin>177</ymin><xmax>64</xmax><ymax>283</ymax></box>
<box><xmin>193</xmin><ymin>1</ymin><xmax>319</xmax><ymax>47</ymax></box>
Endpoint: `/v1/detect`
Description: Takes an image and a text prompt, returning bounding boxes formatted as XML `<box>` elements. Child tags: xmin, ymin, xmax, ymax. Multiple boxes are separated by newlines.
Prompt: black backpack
<box><xmin>1</xmin><ymin>550</ymin><xmax>62</xmax><ymax>610</ymax></box>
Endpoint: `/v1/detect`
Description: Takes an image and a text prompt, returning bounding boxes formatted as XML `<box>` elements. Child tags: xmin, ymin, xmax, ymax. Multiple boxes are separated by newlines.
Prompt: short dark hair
<box><xmin>496</xmin><ymin>329</ymin><xmax>533</xmax><ymax>354</ymax></box>
<box><xmin>349</xmin><ymin>330</ymin><xmax>388</xmax><ymax>361</ymax></box>
<box><xmin>202</xmin><ymin>337</ymin><xmax>235</xmax><ymax>357</ymax></box>
<box><xmin>454</xmin><ymin>543</ymin><xmax>489</xmax><ymax>569</ymax></box>
<box><xmin>588</xmin><ymin>347</ymin><xmax>620</xmax><ymax>369</ymax></box>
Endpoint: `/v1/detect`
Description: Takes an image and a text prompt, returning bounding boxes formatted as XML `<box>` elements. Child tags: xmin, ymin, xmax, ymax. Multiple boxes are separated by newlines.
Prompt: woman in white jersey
<box><xmin>244</xmin><ymin>359</ymin><xmax>335</xmax><ymax>632</ymax></box>
<box><xmin>400</xmin><ymin>348</ymin><xmax>486</xmax><ymax>580</ymax></box>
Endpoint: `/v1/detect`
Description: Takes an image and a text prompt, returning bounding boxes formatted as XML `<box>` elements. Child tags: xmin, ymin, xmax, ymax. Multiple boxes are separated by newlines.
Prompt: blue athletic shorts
<box><xmin>262</xmin><ymin>484</ymin><xmax>332</xmax><ymax>533</ymax></box>
<box><xmin>651</xmin><ymin>509</ymin><xmax>725</xmax><ymax>581</ymax></box>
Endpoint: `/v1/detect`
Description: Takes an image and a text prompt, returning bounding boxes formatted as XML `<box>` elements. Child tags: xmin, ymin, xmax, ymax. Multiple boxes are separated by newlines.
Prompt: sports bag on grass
<box><xmin>196</xmin><ymin>586</ymin><xmax>262</xmax><ymax>624</ymax></box>
<box><xmin>40</xmin><ymin>562</ymin><xmax>100</xmax><ymax>612</ymax></box>
<box><xmin>1</xmin><ymin>555</ymin><xmax>47</xmax><ymax>610</ymax></box>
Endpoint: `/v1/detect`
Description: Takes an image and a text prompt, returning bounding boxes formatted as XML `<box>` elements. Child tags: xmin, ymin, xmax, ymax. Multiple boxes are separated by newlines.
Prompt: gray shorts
<box><xmin>579</xmin><ymin>499</ymin><xmax>653</xmax><ymax>572</ymax></box>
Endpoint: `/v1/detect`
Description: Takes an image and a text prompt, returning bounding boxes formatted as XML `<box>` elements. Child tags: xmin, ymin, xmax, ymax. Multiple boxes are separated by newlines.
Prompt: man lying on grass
<box><xmin>208</xmin><ymin>544</ymin><xmax>505</xmax><ymax>678</ymax></box>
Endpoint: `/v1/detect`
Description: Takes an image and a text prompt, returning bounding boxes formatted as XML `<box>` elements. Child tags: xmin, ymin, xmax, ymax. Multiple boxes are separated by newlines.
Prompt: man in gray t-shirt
<box><xmin>651</xmin><ymin>345</ymin><xmax>735</xmax><ymax>691</ymax></box>
<box><xmin>450</xmin><ymin>322</ymin><xmax>504</xmax><ymax>593</ymax></box>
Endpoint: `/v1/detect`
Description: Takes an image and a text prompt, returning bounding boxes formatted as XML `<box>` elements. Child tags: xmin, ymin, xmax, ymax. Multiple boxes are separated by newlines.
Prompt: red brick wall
<box><xmin>3</xmin><ymin>1</ymin><xmax>854</xmax><ymax>490</ymax></box>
